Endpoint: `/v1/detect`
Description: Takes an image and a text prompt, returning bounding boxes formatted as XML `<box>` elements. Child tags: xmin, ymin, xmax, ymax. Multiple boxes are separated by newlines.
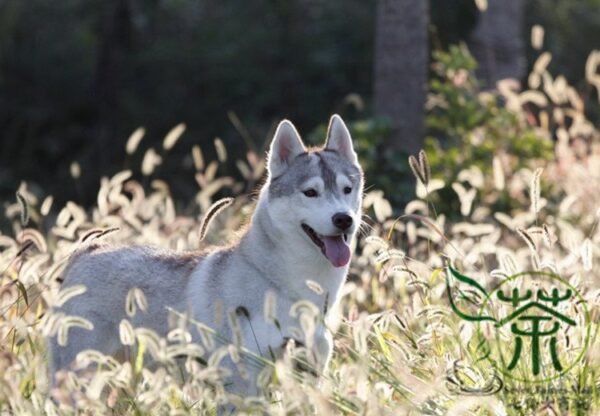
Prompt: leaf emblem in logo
<box><xmin>446</xmin><ymin>264</ymin><xmax>496</xmax><ymax>323</ymax></box>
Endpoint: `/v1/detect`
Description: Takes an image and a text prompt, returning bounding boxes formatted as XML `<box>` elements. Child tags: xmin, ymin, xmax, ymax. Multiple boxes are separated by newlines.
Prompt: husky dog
<box><xmin>49</xmin><ymin>114</ymin><xmax>363</xmax><ymax>399</ymax></box>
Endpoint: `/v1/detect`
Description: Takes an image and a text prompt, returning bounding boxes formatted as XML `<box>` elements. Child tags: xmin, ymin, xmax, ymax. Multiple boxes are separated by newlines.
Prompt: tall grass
<box><xmin>1</xmin><ymin>47</ymin><xmax>599</xmax><ymax>415</ymax></box>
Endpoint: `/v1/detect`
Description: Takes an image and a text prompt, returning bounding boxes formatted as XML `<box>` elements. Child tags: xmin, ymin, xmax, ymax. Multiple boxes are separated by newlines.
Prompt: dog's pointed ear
<box><xmin>267</xmin><ymin>119</ymin><xmax>306</xmax><ymax>177</ymax></box>
<box><xmin>325</xmin><ymin>114</ymin><xmax>357</xmax><ymax>164</ymax></box>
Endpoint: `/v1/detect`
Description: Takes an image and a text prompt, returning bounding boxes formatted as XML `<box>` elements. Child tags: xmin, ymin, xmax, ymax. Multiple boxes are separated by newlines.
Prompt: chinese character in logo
<box><xmin>446</xmin><ymin>265</ymin><xmax>590</xmax><ymax>383</ymax></box>
<box><xmin>495</xmin><ymin>286</ymin><xmax>575</xmax><ymax>375</ymax></box>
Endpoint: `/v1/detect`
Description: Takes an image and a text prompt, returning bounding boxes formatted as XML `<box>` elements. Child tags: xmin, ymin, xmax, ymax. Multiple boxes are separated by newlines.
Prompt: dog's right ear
<box><xmin>325</xmin><ymin>114</ymin><xmax>358</xmax><ymax>165</ymax></box>
<box><xmin>267</xmin><ymin>119</ymin><xmax>306</xmax><ymax>177</ymax></box>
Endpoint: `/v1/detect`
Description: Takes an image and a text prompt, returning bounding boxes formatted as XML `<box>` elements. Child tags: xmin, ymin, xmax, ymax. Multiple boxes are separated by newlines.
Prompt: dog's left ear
<box><xmin>325</xmin><ymin>114</ymin><xmax>357</xmax><ymax>164</ymax></box>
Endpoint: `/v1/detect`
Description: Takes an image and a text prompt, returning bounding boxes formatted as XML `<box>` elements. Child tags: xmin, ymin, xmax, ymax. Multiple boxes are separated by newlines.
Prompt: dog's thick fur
<box><xmin>49</xmin><ymin>115</ymin><xmax>363</xmax><ymax>398</ymax></box>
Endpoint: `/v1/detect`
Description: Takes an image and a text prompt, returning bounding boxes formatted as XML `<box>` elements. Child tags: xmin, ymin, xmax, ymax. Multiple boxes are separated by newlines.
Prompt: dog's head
<box><xmin>263</xmin><ymin>115</ymin><xmax>363</xmax><ymax>268</ymax></box>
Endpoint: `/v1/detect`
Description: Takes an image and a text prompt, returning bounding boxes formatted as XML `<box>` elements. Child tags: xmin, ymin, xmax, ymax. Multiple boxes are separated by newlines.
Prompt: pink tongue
<box><xmin>321</xmin><ymin>236</ymin><xmax>351</xmax><ymax>267</ymax></box>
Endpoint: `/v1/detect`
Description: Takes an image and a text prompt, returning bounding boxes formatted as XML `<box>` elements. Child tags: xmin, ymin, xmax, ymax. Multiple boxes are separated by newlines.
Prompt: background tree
<box><xmin>468</xmin><ymin>0</ymin><xmax>526</xmax><ymax>87</ymax></box>
<box><xmin>373</xmin><ymin>0</ymin><xmax>429</xmax><ymax>154</ymax></box>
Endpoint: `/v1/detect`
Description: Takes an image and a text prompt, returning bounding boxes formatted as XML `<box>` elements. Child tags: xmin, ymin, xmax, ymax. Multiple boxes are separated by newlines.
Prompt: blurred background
<box><xmin>0</xmin><ymin>0</ymin><xmax>598</xmax><ymax>212</ymax></box>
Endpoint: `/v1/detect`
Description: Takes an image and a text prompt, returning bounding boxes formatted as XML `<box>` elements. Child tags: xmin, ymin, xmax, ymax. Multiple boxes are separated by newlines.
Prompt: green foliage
<box><xmin>351</xmin><ymin>119</ymin><xmax>408</xmax><ymax>198</ymax></box>
<box><xmin>424</xmin><ymin>45</ymin><xmax>554</xmax><ymax>215</ymax></box>
<box><xmin>427</xmin><ymin>45</ymin><xmax>554</xmax><ymax>163</ymax></box>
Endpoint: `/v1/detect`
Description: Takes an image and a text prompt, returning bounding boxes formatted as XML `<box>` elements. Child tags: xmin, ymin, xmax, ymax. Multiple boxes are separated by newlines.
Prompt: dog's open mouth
<box><xmin>301</xmin><ymin>224</ymin><xmax>351</xmax><ymax>268</ymax></box>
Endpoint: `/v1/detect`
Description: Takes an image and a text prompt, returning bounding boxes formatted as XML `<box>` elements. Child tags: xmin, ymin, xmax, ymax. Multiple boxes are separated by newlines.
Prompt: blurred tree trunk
<box><xmin>373</xmin><ymin>0</ymin><xmax>429</xmax><ymax>154</ymax></box>
<box><xmin>89</xmin><ymin>0</ymin><xmax>132</xmax><ymax>194</ymax></box>
<box><xmin>468</xmin><ymin>0</ymin><xmax>525</xmax><ymax>88</ymax></box>
<box><xmin>93</xmin><ymin>0</ymin><xmax>132</xmax><ymax>121</ymax></box>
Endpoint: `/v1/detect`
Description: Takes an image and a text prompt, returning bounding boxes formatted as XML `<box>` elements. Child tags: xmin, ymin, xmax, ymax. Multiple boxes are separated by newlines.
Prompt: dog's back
<box><xmin>49</xmin><ymin>244</ymin><xmax>203</xmax><ymax>379</ymax></box>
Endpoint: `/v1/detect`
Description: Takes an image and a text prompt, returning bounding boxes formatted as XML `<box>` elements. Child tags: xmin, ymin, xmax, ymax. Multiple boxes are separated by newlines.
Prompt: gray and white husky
<box><xmin>49</xmin><ymin>114</ymin><xmax>364</xmax><ymax>399</ymax></box>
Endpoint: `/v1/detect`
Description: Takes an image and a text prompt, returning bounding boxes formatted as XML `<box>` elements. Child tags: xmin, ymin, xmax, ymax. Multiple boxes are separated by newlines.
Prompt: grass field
<box><xmin>2</xmin><ymin>53</ymin><xmax>600</xmax><ymax>415</ymax></box>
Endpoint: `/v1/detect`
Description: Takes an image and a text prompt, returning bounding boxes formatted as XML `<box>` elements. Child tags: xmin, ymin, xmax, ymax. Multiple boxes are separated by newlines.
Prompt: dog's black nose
<box><xmin>332</xmin><ymin>213</ymin><xmax>353</xmax><ymax>231</ymax></box>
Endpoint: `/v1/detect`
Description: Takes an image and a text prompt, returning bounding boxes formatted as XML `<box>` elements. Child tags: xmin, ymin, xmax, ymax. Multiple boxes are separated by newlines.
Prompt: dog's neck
<box><xmin>237</xmin><ymin>197</ymin><xmax>349</xmax><ymax>314</ymax></box>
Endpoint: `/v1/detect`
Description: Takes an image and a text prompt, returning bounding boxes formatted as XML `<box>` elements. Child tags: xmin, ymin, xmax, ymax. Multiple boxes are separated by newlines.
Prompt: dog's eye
<box><xmin>303</xmin><ymin>189</ymin><xmax>318</xmax><ymax>198</ymax></box>
<box><xmin>343</xmin><ymin>186</ymin><xmax>352</xmax><ymax>194</ymax></box>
